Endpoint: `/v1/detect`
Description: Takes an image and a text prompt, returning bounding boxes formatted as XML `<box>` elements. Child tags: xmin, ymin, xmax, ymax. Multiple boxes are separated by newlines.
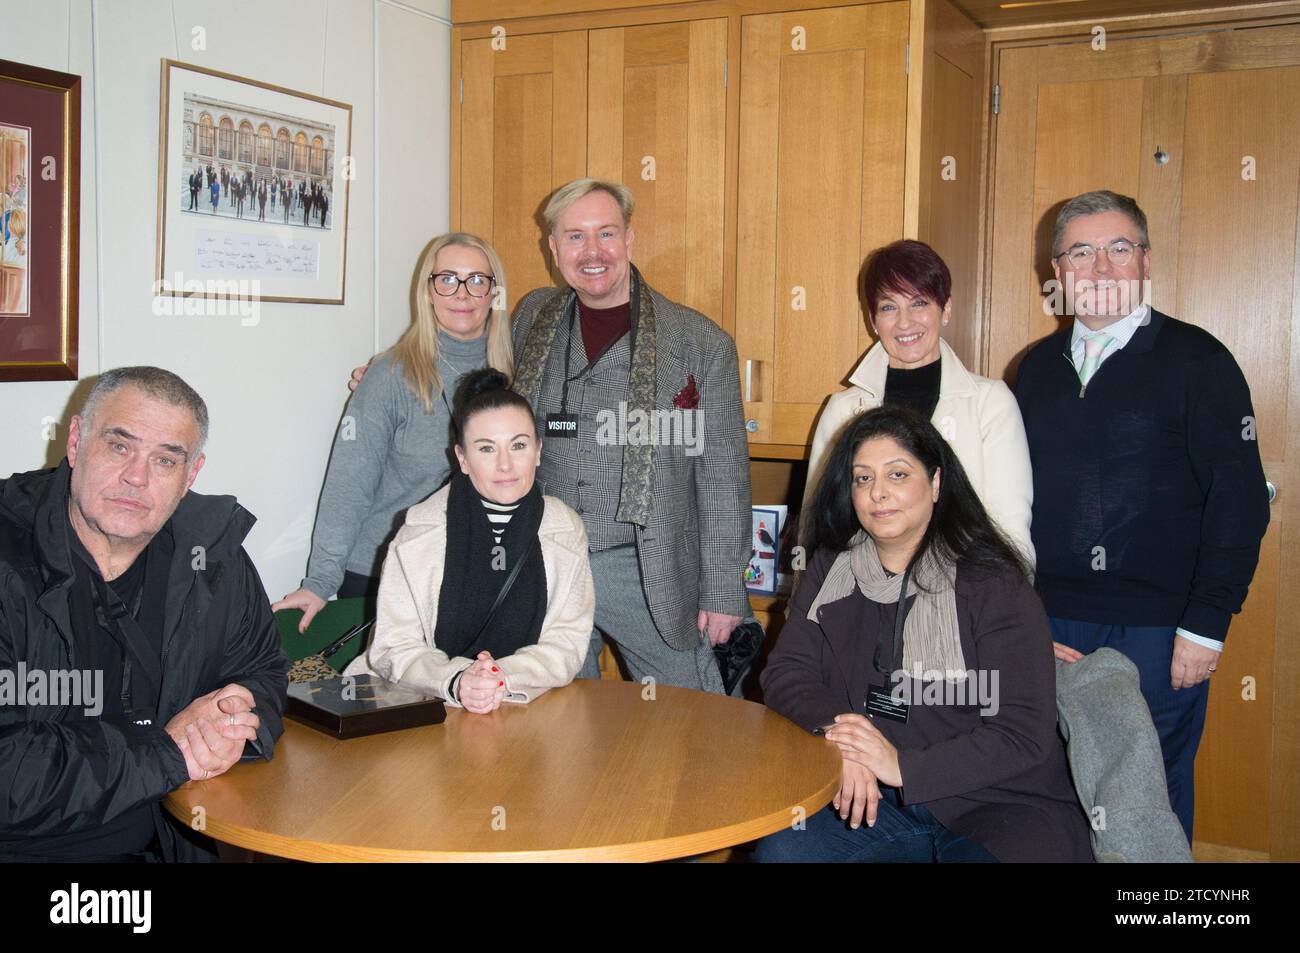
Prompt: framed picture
<box><xmin>0</xmin><ymin>58</ymin><xmax>79</xmax><ymax>382</ymax></box>
<box><xmin>155</xmin><ymin>59</ymin><xmax>352</xmax><ymax>306</ymax></box>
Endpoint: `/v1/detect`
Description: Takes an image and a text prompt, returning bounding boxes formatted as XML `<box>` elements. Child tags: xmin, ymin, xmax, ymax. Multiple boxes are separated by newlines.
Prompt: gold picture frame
<box><xmin>155</xmin><ymin>59</ymin><xmax>352</xmax><ymax>306</ymax></box>
<box><xmin>0</xmin><ymin>58</ymin><xmax>79</xmax><ymax>382</ymax></box>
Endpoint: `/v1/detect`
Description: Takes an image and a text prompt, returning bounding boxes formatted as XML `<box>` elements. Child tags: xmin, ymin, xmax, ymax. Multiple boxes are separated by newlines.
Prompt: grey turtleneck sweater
<box><xmin>302</xmin><ymin>329</ymin><xmax>487</xmax><ymax>598</ymax></box>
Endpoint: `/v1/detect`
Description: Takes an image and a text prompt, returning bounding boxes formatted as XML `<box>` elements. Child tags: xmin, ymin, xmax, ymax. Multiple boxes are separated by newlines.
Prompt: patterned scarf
<box><xmin>512</xmin><ymin>265</ymin><xmax>658</xmax><ymax>526</ymax></box>
<box><xmin>806</xmin><ymin>531</ymin><xmax>968</xmax><ymax>681</ymax></box>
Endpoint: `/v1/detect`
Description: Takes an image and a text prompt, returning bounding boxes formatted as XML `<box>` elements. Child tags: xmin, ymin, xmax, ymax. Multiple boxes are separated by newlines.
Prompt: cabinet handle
<box><xmin>745</xmin><ymin>359</ymin><xmax>753</xmax><ymax>403</ymax></box>
<box><xmin>1267</xmin><ymin>480</ymin><xmax>1277</xmax><ymax>504</ymax></box>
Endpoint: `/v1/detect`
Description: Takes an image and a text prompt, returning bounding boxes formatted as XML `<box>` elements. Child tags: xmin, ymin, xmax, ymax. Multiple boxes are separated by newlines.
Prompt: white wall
<box><xmin>0</xmin><ymin>0</ymin><xmax>451</xmax><ymax>599</ymax></box>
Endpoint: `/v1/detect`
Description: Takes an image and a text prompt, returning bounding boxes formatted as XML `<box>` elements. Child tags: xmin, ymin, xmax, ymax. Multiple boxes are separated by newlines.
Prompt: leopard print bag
<box><xmin>287</xmin><ymin>618</ymin><xmax>375</xmax><ymax>683</ymax></box>
<box><xmin>288</xmin><ymin>653</ymin><xmax>341</xmax><ymax>683</ymax></box>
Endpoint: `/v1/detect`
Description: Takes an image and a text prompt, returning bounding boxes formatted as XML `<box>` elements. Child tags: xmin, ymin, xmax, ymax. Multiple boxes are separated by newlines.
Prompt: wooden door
<box><xmin>734</xmin><ymin>3</ymin><xmax>909</xmax><ymax>448</ymax></box>
<box><xmin>457</xmin><ymin>31</ymin><xmax>588</xmax><ymax>304</ymax></box>
<box><xmin>587</xmin><ymin>19</ymin><xmax>727</xmax><ymax>321</ymax></box>
<box><xmin>987</xmin><ymin>25</ymin><xmax>1300</xmax><ymax>859</ymax></box>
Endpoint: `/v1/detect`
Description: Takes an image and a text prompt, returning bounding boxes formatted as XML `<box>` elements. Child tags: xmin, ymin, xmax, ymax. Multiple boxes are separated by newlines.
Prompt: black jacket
<box><xmin>0</xmin><ymin>461</ymin><xmax>289</xmax><ymax>861</ymax></box>
<box><xmin>762</xmin><ymin>547</ymin><xmax>1093</xmax><ymax>863</ymax></box>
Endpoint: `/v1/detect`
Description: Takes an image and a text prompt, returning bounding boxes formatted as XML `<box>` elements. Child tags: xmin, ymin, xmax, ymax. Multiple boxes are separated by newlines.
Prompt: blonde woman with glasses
<box><xmin>275</xmin><ymin>233</ymin><xmax>513</xmax><ymax>631</ymax></box>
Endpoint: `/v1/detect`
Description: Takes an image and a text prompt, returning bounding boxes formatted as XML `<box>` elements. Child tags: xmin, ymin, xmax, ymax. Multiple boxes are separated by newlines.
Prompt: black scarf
<box><xmin>433</xmin><ymin>473</ymin><xmax>548</xmax><ymax>661</ymax></box>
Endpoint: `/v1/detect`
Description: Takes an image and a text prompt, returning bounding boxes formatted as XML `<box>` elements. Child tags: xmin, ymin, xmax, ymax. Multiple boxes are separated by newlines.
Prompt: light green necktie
<box><xmin>1078</xmin><ymin>332</ymin><xmax>1114</xmax><ymax>389</ymax></box>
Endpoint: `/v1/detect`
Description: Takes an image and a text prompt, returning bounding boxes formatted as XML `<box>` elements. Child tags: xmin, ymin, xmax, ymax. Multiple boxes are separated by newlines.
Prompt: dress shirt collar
<box><xmin>1070</xmin><ymin>302</ymin><xmax>1150</xmax><ymax>356</ymax></box>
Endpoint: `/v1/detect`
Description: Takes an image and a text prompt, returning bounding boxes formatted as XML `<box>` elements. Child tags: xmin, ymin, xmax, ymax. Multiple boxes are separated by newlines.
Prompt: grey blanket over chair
<box><xmin>1055</xmin><ymin>648</ymin><xmax>1193</xmax><ymax>863</ymax></box>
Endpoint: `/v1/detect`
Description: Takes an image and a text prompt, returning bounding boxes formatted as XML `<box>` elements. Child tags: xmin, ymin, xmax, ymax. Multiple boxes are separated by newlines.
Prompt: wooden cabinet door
<box><xmin>734</xmin><ymin>3</ymin><xmax>909</xmax><ymax>448</ymax></box>
<box><xmin>457</xmin><ymin>31</ymin><xmax>588</xmax><ymax>305</ymax></box>
<box><xmin>588</xmin><ymin>19</ymin><xmax>727</xmax><ymax>322</ymax></box>
<box><xmin>987</xmin><ymin>25</ymin><xmax>1300</xmax><ymax>859</ymax></box>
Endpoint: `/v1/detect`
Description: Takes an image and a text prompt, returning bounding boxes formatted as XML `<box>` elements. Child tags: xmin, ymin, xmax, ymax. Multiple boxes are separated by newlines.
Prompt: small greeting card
<box><xmin>745</xmin><ymin>505</ymin><xmax>786</xmax><ymax>596</ymax></box>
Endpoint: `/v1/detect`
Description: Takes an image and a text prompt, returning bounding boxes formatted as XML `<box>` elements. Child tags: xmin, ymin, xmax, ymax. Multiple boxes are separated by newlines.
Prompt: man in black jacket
<box><xmin>0</xmin><ymin>366</ymin><xmax>289</xmax><ymax>861</ymax></box>
<box><xmin>1015</xmin><ymin>191</ymin><xmax>1269</xmax><ymax>843</ymax></box>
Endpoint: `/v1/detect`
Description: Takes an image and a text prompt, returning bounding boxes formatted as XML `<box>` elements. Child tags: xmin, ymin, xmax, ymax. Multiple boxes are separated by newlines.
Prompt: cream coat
<box><xmin>805</xmin><ymin>339</ymin><xmax>1035</xmax><ymax>565</ymax></box>
<box><xmin>343</xmin><ymin>484</ymin><xmax>595</xmax><ymax>706</ymax></box>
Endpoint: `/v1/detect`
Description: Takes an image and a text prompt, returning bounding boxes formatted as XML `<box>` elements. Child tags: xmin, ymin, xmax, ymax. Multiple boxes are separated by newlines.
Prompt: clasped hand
<box><xmin>164</xmin><ymin>683</ymin><xmax>260</xmax><ymax>782</ymax></box>
<box><xmin>457</xmin><ymin>651</ymin><xmax>506</xmax><ymax>714</ymax></box>
<box><xmin>824</xmin><ymin>713</ymin><xmax>902</xmax><ymax>829</ymax></box>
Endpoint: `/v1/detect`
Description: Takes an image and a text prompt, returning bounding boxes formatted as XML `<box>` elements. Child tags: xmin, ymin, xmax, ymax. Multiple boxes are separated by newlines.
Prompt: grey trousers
<box><xmin>578</xmin><ymin>544</ymin><xmax>726</xmax><ymax>694</ymax></box>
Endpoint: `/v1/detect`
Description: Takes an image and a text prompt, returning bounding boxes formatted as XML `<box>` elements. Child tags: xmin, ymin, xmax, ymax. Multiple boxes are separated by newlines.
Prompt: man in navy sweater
<box><xmin>1015</xmin><ymin>190</ymin><xmax>1269</xmax><ymax>844</ymax></box>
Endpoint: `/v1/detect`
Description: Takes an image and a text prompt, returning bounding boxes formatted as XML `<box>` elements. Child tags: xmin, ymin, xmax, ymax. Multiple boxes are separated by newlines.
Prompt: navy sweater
<box><xmin>1014</xmin><ymin>310</ymin><xmax>1269</xmax><ymax>642</ymax></box>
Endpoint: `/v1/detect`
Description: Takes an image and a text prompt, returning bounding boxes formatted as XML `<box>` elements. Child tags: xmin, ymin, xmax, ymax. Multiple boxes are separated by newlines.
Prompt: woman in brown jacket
<box><xmin>757</xmin><ymin>406</ymin><xmax>1091</xmax><ymax>862</ymax></box>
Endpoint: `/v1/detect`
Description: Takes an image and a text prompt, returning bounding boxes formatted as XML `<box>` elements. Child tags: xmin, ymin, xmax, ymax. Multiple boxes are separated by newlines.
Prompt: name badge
<box><xmin>865</xmin><ymin>682</ymin><xmax>909</xmax><ymax>723</ymax></box>
<box><xmin>545</xmin><ymin>413</ymin><xmax>579</xmax><ymax>437</ymax></box>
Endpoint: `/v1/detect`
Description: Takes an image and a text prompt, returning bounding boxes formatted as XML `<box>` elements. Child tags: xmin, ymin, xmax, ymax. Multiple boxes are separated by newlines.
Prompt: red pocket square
<box><xmin>673</xmin><ymin>374</ymin><xmax>700</xmax><ymax>409</ymax></box>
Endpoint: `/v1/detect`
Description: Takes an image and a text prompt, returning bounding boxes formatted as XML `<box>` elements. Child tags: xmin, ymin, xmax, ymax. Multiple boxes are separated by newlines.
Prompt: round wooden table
<box><xmin>165</xmin><ymin>679</ymin><xmax>841</xmax><ymax>862</ymax></box>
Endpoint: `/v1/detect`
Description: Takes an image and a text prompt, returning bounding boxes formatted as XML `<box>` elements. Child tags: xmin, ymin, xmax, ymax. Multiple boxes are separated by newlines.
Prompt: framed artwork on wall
<box><xmin>0</xmin><ymin>58</ymin><xmax>80</xmax><ymax>382</ymax></box>
<box><xmin>155</xmin><ymin>59</ymin><xmax>352</xmax><ymax>306</ymax></box>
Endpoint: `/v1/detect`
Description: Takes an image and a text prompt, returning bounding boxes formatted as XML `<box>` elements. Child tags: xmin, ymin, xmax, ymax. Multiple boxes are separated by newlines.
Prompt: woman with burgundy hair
<box><xmin>804</xmin><ymin>240</ymin><xmax>1034</xmax><ymax>564</ymax></box>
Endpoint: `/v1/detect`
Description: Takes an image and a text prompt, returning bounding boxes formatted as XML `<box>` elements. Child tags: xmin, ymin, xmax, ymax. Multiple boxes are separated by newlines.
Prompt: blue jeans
<box><xmin>1049</xmin><ymin>618</ymin><xmax>1208</xmax><ymax>844</ymax></box>
<box><xmin>753</xmin><ymin>789</ymin><xmax>998</xmax><ymax>863</ymax></box>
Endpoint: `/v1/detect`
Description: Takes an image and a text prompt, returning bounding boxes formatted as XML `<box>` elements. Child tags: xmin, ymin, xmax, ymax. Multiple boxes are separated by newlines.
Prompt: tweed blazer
<box><xmin>512</xmin><ymin>281</ymin><xmax>752</xmax><ymax>650</ymax></box>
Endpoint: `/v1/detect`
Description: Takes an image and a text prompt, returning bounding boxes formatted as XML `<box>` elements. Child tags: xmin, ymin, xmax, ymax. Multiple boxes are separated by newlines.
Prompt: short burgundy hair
<box><xmin>860</xmin><ymin>240</ymin><xmax>952</xmax><ymax>318</ymax></box>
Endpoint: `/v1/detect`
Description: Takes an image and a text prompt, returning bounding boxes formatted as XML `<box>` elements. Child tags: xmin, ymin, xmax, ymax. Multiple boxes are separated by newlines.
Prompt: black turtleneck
<box><xmin>883</xmin><ymin>359</ymin><xmax>941</xmax><ymax>420</ymax></box>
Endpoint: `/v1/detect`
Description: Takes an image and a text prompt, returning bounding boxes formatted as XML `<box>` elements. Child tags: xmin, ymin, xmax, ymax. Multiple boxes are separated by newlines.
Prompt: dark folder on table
<box><xmin>286</xmin><ymin>673</ymin><xmax>447</xmax><ymax>739</ymax></box>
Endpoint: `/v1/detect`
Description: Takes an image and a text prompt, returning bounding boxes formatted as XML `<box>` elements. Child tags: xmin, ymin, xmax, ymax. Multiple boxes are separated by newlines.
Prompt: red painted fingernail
<box><xmin>498</xmin><ymin>680</ymin><xmax>504</xmax><ymax>686</ymax></box>
<box><xmin>491</xmin><ymin>667</ymin><xmax>499</xmax><ymax>673</ymax></box>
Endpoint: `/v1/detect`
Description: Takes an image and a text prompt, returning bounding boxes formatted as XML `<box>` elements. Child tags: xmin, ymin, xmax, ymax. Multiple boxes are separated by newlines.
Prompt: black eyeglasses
<box><xmin>429</xmin><ymin>271</ymin><xmax>495</xmax><ymax>298</ymax></box>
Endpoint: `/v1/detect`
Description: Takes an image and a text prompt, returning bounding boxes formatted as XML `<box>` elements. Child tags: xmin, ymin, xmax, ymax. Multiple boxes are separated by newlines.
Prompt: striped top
<box><xmin>480</xmin><ymin>497</ymin><xmax>521</xmax><ymax>545</ymax></box>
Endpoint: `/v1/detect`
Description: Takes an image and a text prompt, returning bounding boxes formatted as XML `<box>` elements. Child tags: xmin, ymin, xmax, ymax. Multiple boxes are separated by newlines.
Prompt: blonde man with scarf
<box><xmin>510</xmin><ymin>178</ymin><xmax>751</xmax><ymax>693</ymax></box>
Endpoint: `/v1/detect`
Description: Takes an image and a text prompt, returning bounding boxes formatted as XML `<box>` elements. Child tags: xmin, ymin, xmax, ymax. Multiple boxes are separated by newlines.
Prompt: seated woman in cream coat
<box><xmin>805</xmin><ymin>240</ymin><xmax>1034</xmax><ymax>564</ymax></box>
<box><xmin>345</xmin><ymin>369</ymin><xmax>594</xmax><ymax>713</ymax></box>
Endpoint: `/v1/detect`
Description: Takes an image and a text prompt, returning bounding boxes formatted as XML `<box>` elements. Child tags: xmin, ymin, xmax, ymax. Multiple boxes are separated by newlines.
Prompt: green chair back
<box><xmin>275</xmin><ymin>597</ymin><xmax>372</xmax><ymax>674</ymax></box>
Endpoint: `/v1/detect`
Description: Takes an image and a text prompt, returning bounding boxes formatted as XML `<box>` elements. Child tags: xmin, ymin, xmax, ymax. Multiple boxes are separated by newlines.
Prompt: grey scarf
<box><xmin>806</xmin><ymin>531</ymin><xmax>968</xmax><ymax>681</ymax></box>
<box><xmin>512</xmin><ymin>265</ymin><xmax>658</xmax><ymax>527</ymax></box>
